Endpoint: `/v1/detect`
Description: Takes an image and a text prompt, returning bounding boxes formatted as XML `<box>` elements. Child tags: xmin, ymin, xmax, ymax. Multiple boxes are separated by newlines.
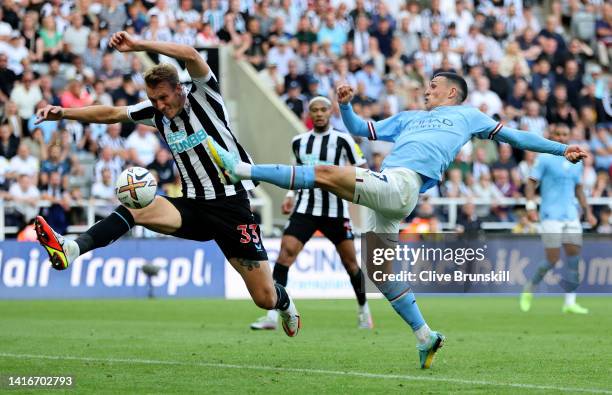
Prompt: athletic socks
<box><xmin>564</xmin><ymin>292</ymin><xmax>577</xmax><ymax>306</ymax></box>
<box><xmin>389</xmin><ymin>291</ymin><xmax>425</xmax><ymax>331</ymax></box>
<box><xmin>349</xmin><ymin>268</ymin><xmax>367</xmax><ymax>306</ymax></box>
<box><xmin>75</xmin><ymin>205</ymin><xmax>135</xmax><ymax>255</ymax></box>
<box><xmin>250</xmin><ymin>164</ymin><xmax>315</xmax><ymax>190</ymax></box>
<box><xmin>272</xmin><ymin>262</ymin><xmax>290</xmax><ymax>287</ymax></box>
<box><xmin>526</xmin><ymin>259</ymin><xmax>555</xmax><ymax>291</ymax></box>
<box><xmin>561</xmin><ymin>256</ymin><xmax>580</xmax><ymax>293</ymax></box>
<box><xmin>273</xmin><ymin>283</ymin><xmax>291</xmax><ymax>311</ymax></box>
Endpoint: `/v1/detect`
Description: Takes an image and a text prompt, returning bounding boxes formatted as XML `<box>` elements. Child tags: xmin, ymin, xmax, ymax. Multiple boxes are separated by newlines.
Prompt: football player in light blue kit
<box><xmin>520</xmin><ymin>124</ymin><xmax>596</xmax><ymax>314</ymax></box>
<box><xmin>207</xmin><ymin>72</ymin><xmax>587</xmax><ymax>369</ymax></box>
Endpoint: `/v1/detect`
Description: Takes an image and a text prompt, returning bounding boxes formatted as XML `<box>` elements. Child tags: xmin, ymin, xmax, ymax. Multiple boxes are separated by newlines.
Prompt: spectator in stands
<box><xmin>0</xmin><ymin>53</ymin><xmax>17</xmax><ymax>105</ymax></box>
<box><xmin>590</xmin><ymin>126</ymin><xmax>612</xmax><ymax>171</ymax></box>
<box><xmin>443</xmin><ymin>168</ymin><xmax>471</xmax><ymax>198</ymax></box>
<box><xmin>63</xmin><ymin>12</ymin><xmax>90</xmax><ymax>57</ymax></box>
<box><xmin>520</xmin><ymin>101</ymin><xmax>548</xmax><ymax>137</ymax></box>
<box><xmin>147</xmin><ymin>148</ymin><xmax>175</xmax><ymax>191</ymax></box>
<box><xmin>284</xmin><ymin>81</ymin><xmax>306</xmax><ymax>120</ymax></box>
<box><xmin>40</xmin><ymin>170</ymin><xmax>71</xmax><ymax>234</ymax></box>
<box><xmin>518</xmin><ymin>151</ymin><xmax>537</xmax><ymax>184</ymax></box>
<box><xmin>10</xmin><ymin>71</ymin><xmax>42</xmax><ymax>128</ymax></box>
<box><xmin>98</xmin><ymin>123</ymin><xmax>127</xmax><ymax>160</ymax></box>
<box><xmin>597</xmin><ymin>206</ymin><xmax>612</xmax><ymax>234</ymax></box>
<box><xmin>0</xmin><ymin>122</ymin><xmax>19</xmax><ymax>159</ymax></box>
<box><xmin>317</xmin><ymin>13</ymin><xmax>346</xmax><ymax>56</ymax></box>
<box><xmin>492</xmin><ymin>144</ymin><xmax>518</xmax><ymax>172</ymax></box>
<box><xmin>125</xmin><ymin>124</ymin><xmax>160</xmax><ymax>167</ymax></box>
<box><xmin>455</xmin><ymin>200</ymin><xmax>482</xmax><ymax>235</ymax></box>
<box><xmin>470</xmin><ymin>76</ymin><xmax>503</xmax><ymax>117</ymax></box>
<box><xmin>36</xmin><ymin>15</ymin><xmax>63</xmax><ymax>62</ymax></box>
<box><xmin>22</xmin><ymin>127</ymin><xmax>47</xmax><ymax>162</ymax></box>
<box><xmin>60</xmin><ymin>79</ymin><xmax>94</xmax><ymax>109</ymax></box>
<box><xmin>40</xmin><ymin>144</ymin><xmax>70</xmax><ymax>189</ymax></box>
<box><xmin>90</xmin><ymin>167</ymin><xmax>117</xmax><ymax>220</ymax></box>
<box><xmin>7</xmin><ymin>142</ymin><xmax>38</xmax><ymax>181</ymax></box>
<box><xmin>4</xmin><ymin>173</ymin><xmax>40</xmax><ymax>228</ymax></box>
<box><xmin>511</xmin><ymin>209</ymin><xmax>538</xmax><ymax>234</ymax></box>
<box><xmin>258</xmin><ymin>62</ymin><xmax>284</xmax><ymax>94</ymax></box>
<box><xmin>94</xmin><ymin>146</ymin><xmax>123</xmax><ymax>184</ymax></box>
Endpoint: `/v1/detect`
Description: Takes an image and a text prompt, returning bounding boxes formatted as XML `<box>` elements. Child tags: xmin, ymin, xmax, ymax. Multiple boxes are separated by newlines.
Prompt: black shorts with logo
<box><xmin>284</xmin><ymin>212</ymin><xmax>354</xmax><ymax>246</ymax></box>
<box><xmin>166</xmin><ymin>194</ymin><xmax>268</xmax><ymax>261</ymax></box>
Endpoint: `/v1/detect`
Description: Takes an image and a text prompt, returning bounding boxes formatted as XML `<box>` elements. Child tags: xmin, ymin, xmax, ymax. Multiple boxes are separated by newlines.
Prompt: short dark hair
<box><xmin>433</xmin><ymin>72</ymin><xmax>468</xmax><ymax>103</ymax></box>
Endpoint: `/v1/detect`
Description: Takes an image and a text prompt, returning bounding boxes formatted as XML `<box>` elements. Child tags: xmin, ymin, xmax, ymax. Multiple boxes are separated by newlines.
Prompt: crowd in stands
<box><xmin>0</xmin><ymin>0</ymin><xmax>611</xmax><ymax>236</ymax></box>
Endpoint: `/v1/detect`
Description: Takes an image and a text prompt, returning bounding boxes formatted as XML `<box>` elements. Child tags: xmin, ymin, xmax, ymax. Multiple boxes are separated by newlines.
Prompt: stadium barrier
<box><xmin>1</xmin><ymin>235</ymin><xmax>610</xmax><ymax>300</ymax></box>
<box><xmin>1</xmin><ymin>196</ymin><xmax>610</xmax><ymax>240</ymax></box>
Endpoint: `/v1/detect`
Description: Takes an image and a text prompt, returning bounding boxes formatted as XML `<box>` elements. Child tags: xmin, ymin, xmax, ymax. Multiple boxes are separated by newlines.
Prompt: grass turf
<box><xmin>1</xmin><ymin>296</ymin><xmax>611</xmax><ymax>394</ymax></box>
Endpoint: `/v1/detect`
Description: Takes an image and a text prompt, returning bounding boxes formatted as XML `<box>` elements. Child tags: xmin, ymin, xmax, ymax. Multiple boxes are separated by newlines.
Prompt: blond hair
<box><xmin>143</xmin><ymin>63</ymin><xmax>179</xmax><ymax>88</ymax></box>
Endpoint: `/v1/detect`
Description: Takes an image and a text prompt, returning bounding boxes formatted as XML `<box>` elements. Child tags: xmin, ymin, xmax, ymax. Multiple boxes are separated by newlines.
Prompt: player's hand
<box><xmin>109</xmin><ymin>31</ymin><xmax>140</xmax><ymax>52</ymax></box>
<box><xmin>336</xmin><ymin>84</ymin><xmax>354</xmax><ymax>105</ymax></box>
<box><xmin>564</xmin><ymin>145</ymin><xmax>588</xmax><ymax>163</ymax></box>
<box><xmin>281</xmin><ymin>196</ymin><xmax>294</xmax><ymax>215</ymax></box>
<box><xmin>586</xmin><ymin>212</ymin><xmax>598</xmax><ymax>227</ymax></box>
<box><xmin>35</xmin><ymin>105</ymin><xmax>63</xmax><ymax>124</ymax></box>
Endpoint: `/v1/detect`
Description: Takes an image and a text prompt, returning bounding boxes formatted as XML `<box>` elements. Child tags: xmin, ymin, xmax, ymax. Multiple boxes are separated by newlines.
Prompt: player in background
<box><xmin>207</xmin><ymin>72</ymin><xmax>587</xmax><ymax>368</ymax></box>
<box><xmin>250</xmin><ymin>97</ymin><xmax>373</xmax><ymax>331</ymax></box>
<box><xmin>33</xmin><ymin>32</ymin><xmax>301</xmax><ymax>337</ymax></box>
<box><xmin>520</xmin><ymin>125</ymin><xmax>597</xmax><ymax>314</ymax></box>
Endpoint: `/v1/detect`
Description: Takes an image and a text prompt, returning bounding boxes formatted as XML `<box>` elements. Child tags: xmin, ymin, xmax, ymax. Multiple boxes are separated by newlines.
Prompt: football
<box><xmin>115</xmin><ymin>167</ymin><xmax>157</xmax><ymax>209</ymax></box>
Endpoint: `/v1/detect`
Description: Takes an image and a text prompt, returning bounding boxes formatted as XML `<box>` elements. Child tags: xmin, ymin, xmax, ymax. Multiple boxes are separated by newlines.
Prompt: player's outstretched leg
<box><xmin>35</xmin><ymin>204</ymin><xmax>135</xmax><ymax>270</ymax></box>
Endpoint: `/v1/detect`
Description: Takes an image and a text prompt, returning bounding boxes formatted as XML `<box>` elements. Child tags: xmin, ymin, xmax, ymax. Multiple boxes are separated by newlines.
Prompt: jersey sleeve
<box><xmin>341</xmin><ymin>133</ymin><xmax>367</xmax><ymax>166</ymax></box>
<box><xmin>468</xmin><ymin>108</ymin><xmax>503</xmax><ymax>139</ymax></box>
<box><xmin>529</xmin><ymin>156</ymin><xmax>545</xmax><ymax>181</ymax></box>
<box><xmin>126</xmin><ymin>100</ymin><xmax>156</xmax><ymax>127</ymax></box>
<box><xmin>367</xmin><ymin>112</ymin><xmax>410</xmax><ymax>142</ymax></box>
<box><xmin>190</xmin><ymin>69</ymin><xmax>221</xmax><ymax>96</ymax></box>
<box><xmin>291</xmin><ymin>135</ymin><xmax>302</xmax><ymax>165</ymax></box>
<box><xmin>340</xmin><ymin>103</ymin><xmax>410</xmax><ymax>142</ymax></box>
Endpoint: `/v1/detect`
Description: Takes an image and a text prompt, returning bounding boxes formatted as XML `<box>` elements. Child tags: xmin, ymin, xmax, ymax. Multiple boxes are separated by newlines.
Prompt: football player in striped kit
<box><xmin>250</xmin><ymin>97</ymin><xmax>373</xmax><ymax>331</ymax></box>
<box><xmin>33</xmin><ymin>32</ymin><xmax>301</xmax><ymax>337</ymax></box>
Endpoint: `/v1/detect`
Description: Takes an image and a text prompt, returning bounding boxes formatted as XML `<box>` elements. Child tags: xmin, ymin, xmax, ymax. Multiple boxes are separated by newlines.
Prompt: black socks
<box><xmin>75</xmin><ymin>205</ymin><xmax>135</xmax><ymax>255</ymax></box>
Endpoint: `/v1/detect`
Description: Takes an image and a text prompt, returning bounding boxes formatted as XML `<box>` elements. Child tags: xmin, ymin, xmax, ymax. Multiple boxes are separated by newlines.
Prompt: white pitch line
<box><xmin>1</xmin><ymin>352</ymin><xmax>611</xmax><ymax>394</ymax></box>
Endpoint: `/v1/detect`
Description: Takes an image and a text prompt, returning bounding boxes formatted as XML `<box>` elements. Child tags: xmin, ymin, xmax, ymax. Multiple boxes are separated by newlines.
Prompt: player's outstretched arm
<box><xmin>35</xmin><ymin>105</ymin><xmax>129</xmax><ymax>125</ymax></box>
<box><xmin>337</xmin><ymin>85</ymin><xmax>370</xmax><ymax>138</ymax></box>
<box><xmin>493</xmin><ymin>127</ymin><xmax>587</xmax><ymax>163</ymax></box>
<box><xmin>109</xmin><ymin>31</ymin><xmax>210</xmax><ymax>79</ymax></box>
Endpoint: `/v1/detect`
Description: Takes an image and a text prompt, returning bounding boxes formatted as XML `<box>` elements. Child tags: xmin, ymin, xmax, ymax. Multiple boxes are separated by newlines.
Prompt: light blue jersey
<box><xmin>530</xmin><ymin>154</ymin><xmax>583</xmax><ymax>221</ymax></box>
<box><xmin>340</xmin><ymin>104</ymin><xmax>568</xmax><ymax>192</ymax></box>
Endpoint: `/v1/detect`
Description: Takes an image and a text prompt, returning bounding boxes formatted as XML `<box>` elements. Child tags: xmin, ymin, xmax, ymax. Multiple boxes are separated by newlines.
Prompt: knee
<box><xmin>253</xmin><ymin>286</ymin><xmax>277</xmax><ymax>310</ymax></box>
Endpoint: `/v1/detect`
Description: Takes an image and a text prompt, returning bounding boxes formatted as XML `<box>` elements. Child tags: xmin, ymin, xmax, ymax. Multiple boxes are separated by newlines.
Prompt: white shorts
<box><xmin>540</xmin><ymin>220</ymin><xmax>583</xmax><ymax>248</ymax></box>
<box><xmin>353</xmin><ymin>167</ymin><xmax>422</xmax><ymax>234</ymax></box>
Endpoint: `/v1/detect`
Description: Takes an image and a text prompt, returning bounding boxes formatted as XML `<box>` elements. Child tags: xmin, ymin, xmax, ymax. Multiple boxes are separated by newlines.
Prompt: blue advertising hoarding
<box><xmin>0</xmin><ymin>240</ymin><xmax>226</xmax><ymax>299</ymax></box>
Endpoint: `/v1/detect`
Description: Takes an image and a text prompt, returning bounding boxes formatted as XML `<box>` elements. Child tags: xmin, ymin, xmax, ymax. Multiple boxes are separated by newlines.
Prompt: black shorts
<box><xmin>284</xmin><ymin>212</ymin><xmax>354</xmax><ymax>246</ymax></box>
<box><xmin>166</xmin><ymin>195</ymin><xmax>268</xmax><ymax>261</ymax></box>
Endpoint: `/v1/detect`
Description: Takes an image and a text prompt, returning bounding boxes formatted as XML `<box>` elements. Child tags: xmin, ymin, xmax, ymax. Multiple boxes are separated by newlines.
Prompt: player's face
<box><xmin>424</xmin><ymin>77</ymin><xmax>452</xmax><ymax>110</ymax></box>
<box><xmin>551</xmin><ymin>128</ymin><xmax>570</xmax><ymax>144</ymax></box>
<box><xmin>309</xmin><ymin>102</ymin><xmax>331</xmax><ymax>129</ymax></box>
<box><xmin>146</xmin><ymin>82</ymin><xmax>185</xmax><ymax>119</ymax></box>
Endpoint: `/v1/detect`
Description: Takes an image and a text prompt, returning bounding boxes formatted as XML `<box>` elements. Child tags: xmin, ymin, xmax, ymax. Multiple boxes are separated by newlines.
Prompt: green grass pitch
<box><xmin>1</xmin><ymin>297</ymin><xmax>611</xmax><ymax>394</ymax></box>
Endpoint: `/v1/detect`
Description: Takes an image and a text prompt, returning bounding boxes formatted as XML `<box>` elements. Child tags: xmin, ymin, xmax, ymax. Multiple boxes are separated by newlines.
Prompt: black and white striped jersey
<box><xmin>291</xmin><ymin>127</ymin><xmax>366</xmax><ymax>218</ymax></box>
<box><xmin>126</xmin><ymin>70</ymin><xmax>255</xmax><ymax>200</ymax></box>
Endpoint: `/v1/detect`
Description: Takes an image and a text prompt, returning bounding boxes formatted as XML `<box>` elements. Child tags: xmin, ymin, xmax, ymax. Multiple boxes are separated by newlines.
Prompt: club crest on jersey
<box><xmin>167</xmin><ymin>129</ymin><xmax>208</xmax><ymax>154</ymax></box>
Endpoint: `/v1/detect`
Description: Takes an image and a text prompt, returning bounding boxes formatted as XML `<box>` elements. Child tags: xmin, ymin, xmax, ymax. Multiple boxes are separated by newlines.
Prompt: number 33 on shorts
<box><xmin>237</xmin><ymin>224</ymin><xmax>261</xmax><ymax>245</ymax></box>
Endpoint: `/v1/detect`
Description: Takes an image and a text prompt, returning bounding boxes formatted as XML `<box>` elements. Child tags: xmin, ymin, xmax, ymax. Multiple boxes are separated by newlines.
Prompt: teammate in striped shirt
<box><xmin>250</xmin><ymin>97</ymin><xmax>373</xmax><ymax>331</ymax></box>
<box><xmin>207</xmin><ymin>72</ymin><xmax>588</xmax><ymax>368</ymax></box>
<box><xmin>32</xmin><ymin>32</ymin><xmax>301</xmax><ymax>337</ymax></box>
